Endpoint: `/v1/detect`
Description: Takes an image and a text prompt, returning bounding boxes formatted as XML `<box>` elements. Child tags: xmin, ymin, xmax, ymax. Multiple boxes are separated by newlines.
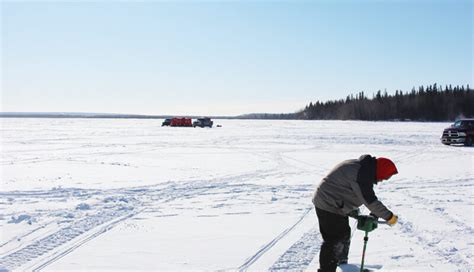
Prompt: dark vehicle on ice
<box><xmin>162</xmin><ymin>118</ymin><xmax>172</xmax><ymax>126</ymax></box>
<box><xmin>441</xmin><ymin>119</ymin><xmax>474</xmax><ymax>146</ymax></box>
<box><xmin>193</xmin><ymin>117</ymin><xmax>213</xmax><ymax>128</ymax></box>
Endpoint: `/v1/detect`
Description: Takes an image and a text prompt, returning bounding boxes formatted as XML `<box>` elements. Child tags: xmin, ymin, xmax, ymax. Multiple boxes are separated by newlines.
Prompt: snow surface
<box><xmin>0</xmin><ymin>119</ymin><xmax>472</xmax><ymax>271</ymax></box>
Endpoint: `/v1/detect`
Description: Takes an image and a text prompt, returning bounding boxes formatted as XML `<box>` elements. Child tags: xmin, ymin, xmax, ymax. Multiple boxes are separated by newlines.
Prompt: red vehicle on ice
<box><xmin>170</xmin><ymin>117</ymin><xmax>192</xmax><ymax>127</ymax></box>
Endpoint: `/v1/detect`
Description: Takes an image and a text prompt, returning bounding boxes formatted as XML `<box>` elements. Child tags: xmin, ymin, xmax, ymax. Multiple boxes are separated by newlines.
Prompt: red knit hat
<box><xmin>376</xmin><ymin>157</ymin><xmax>398</xmax><ymax>181</ymax></box>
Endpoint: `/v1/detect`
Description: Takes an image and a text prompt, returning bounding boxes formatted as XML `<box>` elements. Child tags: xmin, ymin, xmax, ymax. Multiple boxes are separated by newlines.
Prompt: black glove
<box><xmin>348</xmin><ymin>208</ymin><xmax>360</xmax><ymax>219</ymax></box>
<box><xmin>369</xmin><ymin>213</ymin><xmax>379</xmax><ymax>220</ymax></box>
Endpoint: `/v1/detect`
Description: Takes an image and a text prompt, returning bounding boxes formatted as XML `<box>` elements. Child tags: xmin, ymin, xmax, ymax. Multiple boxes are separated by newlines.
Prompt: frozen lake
<box><xmin>0</xmin><ymin>119</ymin><xmax>472</xmax><ymax>271</ymax></box>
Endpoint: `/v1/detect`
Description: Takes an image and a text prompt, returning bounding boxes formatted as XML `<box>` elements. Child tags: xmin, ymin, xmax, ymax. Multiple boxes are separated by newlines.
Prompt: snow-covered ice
<box><xmin>0</xmin><ymin>119</ymin><xmax>472</xmax><ymax>271</ymax></box>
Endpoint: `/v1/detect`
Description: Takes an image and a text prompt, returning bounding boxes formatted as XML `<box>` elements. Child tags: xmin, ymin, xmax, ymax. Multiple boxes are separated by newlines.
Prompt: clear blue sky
<box><xmin>1</xmin><ymin>1</ymin><xmax>472</xmax><ymax>116</ymax></box>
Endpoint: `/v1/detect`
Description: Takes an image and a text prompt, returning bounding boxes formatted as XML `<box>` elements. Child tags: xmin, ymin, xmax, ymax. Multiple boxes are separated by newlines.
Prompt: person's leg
<box><xmin>316</xmin><ymin>207</ymin><xmax>351</xmax><ymax>272</ymax></box>
<box><xmin>335</xmin><ymin>216</ymin><xmax>351</xmax><ymax>264</ymax></box>
<box><xmin>335</xmin><ymin>238</ymin><xmax>350</xmax><ymax>264</ymax></box>
<box><xmin>316</xmin><ymin>207</ymin><xmax>335</xmax><ymax>272</ymax></box>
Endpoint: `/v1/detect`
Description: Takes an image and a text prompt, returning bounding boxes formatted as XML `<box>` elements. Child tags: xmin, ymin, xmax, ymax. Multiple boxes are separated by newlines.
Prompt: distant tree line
<box><xmin>296</xmin><ymin>84</ymin><xmax>473</xmax><ymax>121</ymax></box>
<box><xmin>236</xmin><ymin>113</ymin><xmax>296</xmax><ymax>119</ymax></box>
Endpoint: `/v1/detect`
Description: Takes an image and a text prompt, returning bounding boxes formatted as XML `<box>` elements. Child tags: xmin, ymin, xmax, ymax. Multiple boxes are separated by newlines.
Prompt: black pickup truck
<box><xmin>162</xmin><ymin>118</ymin><xmax>172</xmax><ymax>126</ymax></box>
<box><xmin>441</xmin><ymin>119</ymin><xmax>474</xmax><ymax>146</ymax></box>
<box><xmin>193</xmin><ymin>117</ymin><xmax>213</xmax><ymax>128</ymax></box>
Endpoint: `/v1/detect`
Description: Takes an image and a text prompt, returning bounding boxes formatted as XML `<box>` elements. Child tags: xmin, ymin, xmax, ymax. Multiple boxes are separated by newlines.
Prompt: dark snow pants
<box><xmin>315</xmin><ymin>207</ymin><xmax>351</xmax><ymax>272</ymax></box>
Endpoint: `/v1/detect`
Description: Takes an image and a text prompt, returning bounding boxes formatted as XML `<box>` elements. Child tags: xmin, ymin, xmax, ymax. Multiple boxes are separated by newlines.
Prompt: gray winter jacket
<box><xmin>312</xmin><ymin>155</ymin><xmax>393</xmax><ymax>220</ymax></box>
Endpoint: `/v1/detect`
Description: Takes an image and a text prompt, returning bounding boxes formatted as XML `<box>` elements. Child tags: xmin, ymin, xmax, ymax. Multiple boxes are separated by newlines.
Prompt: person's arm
<box><xmin>350</xmin><ymin>180</ymin><xmax>393</xmax><ymax>220</ymax></box>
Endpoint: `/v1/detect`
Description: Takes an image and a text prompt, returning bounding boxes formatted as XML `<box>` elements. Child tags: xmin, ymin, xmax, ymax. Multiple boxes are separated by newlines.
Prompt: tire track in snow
<box><xmin>403</xmin><ymin>189</ymin><xmax>474</xmax><ymax>235</ymax></box>
<box><xmin>31</xmin><ymin>210</ymin><xmax>140</xmax><ymax>271</ymax></box>
<box><xmin>0</xmin><ymin>221</ymin><xmax>56</xmax><ymax>251</ymax></box>
<box><xmin>390</xmin><ymin>175</ymin><xmax>473</xmax><ymax>270</ymax></box>
<box><xmin>269</xmin><ymin>227</ymin><xmax>321</xmax><ymax>272</ymax></box>
<box><xmin>238</xmin><ymin>208</ymin><xmax>313</xmax><ymax>272</ymax></box>
<box><xmin>397</xmin><ymin>218</ymin><xmax>472</xmax><ymax>269</ymax></box>
<box><xmin>0</xmin><ymin>205</ymin><xmax>139</xmax><ymax>271</ymax></box>
<box><xmin>0</xmin><ymin>170</ymin><xmax>298</xmax><ymax>271</ymax></box>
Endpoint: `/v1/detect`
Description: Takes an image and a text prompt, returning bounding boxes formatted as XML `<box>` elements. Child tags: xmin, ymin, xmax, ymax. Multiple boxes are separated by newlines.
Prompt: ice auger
<box><xmin>356</xmin><ymin>215</ymin><xmax>387</xmax><ymax>272</ymax></box>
